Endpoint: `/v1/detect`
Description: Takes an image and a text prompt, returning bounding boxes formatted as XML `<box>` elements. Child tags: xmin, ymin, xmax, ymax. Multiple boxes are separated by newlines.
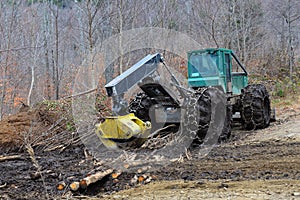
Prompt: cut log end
<box><xmin>70</xmin><ymin>182</ymin><xmax>80</xmax><ymax>191</ymax></box>
<box><xmin>112</xmin><ymin>171</ymin><xmax>122</xmax><ymax>179</ymax></box>
<box><xmin>57</xmin><ymin>182</ymin><xmax>66</xmax><ymax>191</ymax></box>
<box><xmin>79</xmin><ymin>179</ymin><xmax>87</xmax><ymax>190</ymax></box>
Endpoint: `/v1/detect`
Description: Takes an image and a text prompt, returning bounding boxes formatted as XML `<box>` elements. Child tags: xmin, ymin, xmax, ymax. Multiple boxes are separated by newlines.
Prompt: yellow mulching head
<box><xmin>95</xmin><ymin>113</ymin><xmax>151</xmax><ymax>150</ymax></box>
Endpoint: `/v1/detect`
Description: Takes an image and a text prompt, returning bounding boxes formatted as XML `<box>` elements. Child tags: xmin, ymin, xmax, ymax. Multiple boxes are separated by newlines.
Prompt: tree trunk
<box><xmin>27</xmin><ymin>65</ymin><xmax>34</xmax><ymax>106</ymax></box>
<box><xmin>118</xmin><ymin>0</ymin><xmax>123</xmax><ymax>75</ymax></box>
<box><xmin>55</xmin><ymin>8</ymin><xmax>59</xmax><ymax>100</ymax></box>
<box><xmin>43</xmin><ymin>1</ymin><xmax>51</xmax><ymax>100</ymax></box>
<box><xmin>0</xmin><ymin>0</ymin><xmax>15</xmax><ymax>120</ymax></box>
<box><xmin>287</xmin><ymin>0</ymin><xmax>293</xmax><ymax>81</ymax></box>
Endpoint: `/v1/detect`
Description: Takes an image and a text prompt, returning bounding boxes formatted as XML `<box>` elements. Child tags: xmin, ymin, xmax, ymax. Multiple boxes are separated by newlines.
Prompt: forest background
<box><xmin>0</xmin><ymin>0</ymin><xmax>299</xmax><ymax>119</ymax></box>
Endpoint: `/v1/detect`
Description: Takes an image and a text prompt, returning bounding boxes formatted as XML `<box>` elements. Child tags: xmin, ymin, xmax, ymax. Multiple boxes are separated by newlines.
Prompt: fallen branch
<box><xmin>63</xmin><ymin>88</ymin><xmax>97</xmax><ymax>99</ymax></box>
<box><xmin>46</xmin><ymin>117</ymin><xmax>65</xmax><ymax>133</ymax></box>
<box><xmin>0</xmin><ymin>182</ymin><xmax>7</xmax><ymax>188</ymax></box>
<box><xmin>45</xmin><ymin>144</ymin><xmax>65</xmax><ymax>152</ymax></box>
<box><xmin>0</xmin><ymin>155</ymin><xmax>22</xmax><ymax>162</ymax></box>
<box><xmin>30</xmin><ymin>170</ymin><xmax>53</xmax><ymax>180</ymax></box>
<box><xmin>147</xmin><ymin>124</ymin><xmax>176</xmax><ymax>139</ymax></box>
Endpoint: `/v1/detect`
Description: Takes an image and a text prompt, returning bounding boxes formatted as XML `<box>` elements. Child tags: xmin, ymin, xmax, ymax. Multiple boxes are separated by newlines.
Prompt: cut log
<box><xmin>79</xmin><ymin>169</ymin><xmax>113</xmax><ymax>189</ymax></box>
<box><xmin>63</xmin><ymin>88</ymin><xmax>97</xmax><ymax>99</ymax></box>
<box><xmin>70</xmin><ymin>169</ymin><xmax>113</xmax><ymax>192</ymax></box>
<box><xmin>0</xmin><ymin>155</ymin><xmax>22</xmax><ymax>162</ymax></box>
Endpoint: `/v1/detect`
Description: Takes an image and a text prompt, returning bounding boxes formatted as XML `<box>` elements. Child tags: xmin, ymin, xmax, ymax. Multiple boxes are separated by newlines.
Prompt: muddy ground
<box><xmin>103</xmin><ymin>117</ymin><xmax>300</xmax><ymax>200</ymax></box>
<box><xmin>0</xmin><ymin>99</ymin><xmax>300</xmax><ymax>199</ymax></box>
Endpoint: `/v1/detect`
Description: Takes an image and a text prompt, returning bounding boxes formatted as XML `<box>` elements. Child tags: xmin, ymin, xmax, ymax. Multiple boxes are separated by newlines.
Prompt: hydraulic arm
<box><xmin>105</xmin><ymin>53</ymin><xmax>162</xmax><ymax>115</ymax></box>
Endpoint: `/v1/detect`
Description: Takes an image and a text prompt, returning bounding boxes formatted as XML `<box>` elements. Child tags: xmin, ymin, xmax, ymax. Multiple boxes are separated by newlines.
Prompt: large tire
<box><xmin>196</xmin><ymin>87</ymin><xmax>231</xmax><ymax>142</ymax></box>
<box><xmin>241</xmin><ymin>84</ymin><xmax>271</xmax><ymax>130</ymax></box>
<box><xmin>196</xmin><ymin>88</ymin><xmax>213</xmax><ymax>140</ymax></box>
<box><xmin>128</xmin><ymin>92</ymin><xmax>153</xmax><ymax>121</ymax></box>
<box><xmin>219</xmin><ymin>105</ymin><xmax>232</xmax><ymax>142</ymax></box>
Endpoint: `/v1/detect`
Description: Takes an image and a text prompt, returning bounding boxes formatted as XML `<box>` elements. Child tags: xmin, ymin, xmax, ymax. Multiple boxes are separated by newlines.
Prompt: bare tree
<box><xmin>284</xmin><ymin>0</ymin><xmax>300</xmax><ymax>80</ymax></box>
<box><xmin>49</xmin><ymin>3</ymin><xmax>60</xmax><ymax>99</ymax></box>
<box><xmin>42</xmin><ymin>0</ymin><xmax>52</xmax><ymax>100</ymax></box>
<box><xmin>0</xmin><ymin>0</ymin><xmax>18</xmax><ymax>119</ymax></box>
<box><xmin>0</xmin><ymin>0</ymin><xmax>299</xmax><ymax>118</ymax></box>
<box><xmin>72</xmin><ymin>0</ymin><xmax>110</xmax><ymax>88</ymax></box>
<box><xmin>266</xmin><ymin>0</ymin><xmax>300</xmax><ymax>80</ymax></box>
<box><xmin>192</xmin><ymin>0</ymin><xmax>221</xmax><ymax>47</ymax></box>
<box><xmin>27</xmin><ymin>19</ymin><xmax>41</xmax><ymax>106</ymax></box>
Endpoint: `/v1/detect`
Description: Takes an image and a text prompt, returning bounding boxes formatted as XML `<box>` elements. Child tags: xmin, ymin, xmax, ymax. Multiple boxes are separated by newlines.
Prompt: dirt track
<box><xmin>0</xmin><ymin>105</ymin><xmax>300</xmax><ymax>199</ymax></box>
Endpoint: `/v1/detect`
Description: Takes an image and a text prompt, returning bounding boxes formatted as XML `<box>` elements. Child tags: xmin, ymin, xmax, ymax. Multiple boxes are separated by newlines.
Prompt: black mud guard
<box><xmin>139</xmin><ymin>83</ymin><xmax>179</xmax><ymax>106</ymax></box>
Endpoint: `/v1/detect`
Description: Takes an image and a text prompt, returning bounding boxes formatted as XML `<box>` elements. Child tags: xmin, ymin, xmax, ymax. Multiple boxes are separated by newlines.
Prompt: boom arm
<box><xmin>105</xmin><ymin>53</ymin><xmax>162</xmax><ymax>115</ymax></box>
<box><xmin>105</xmin><ymin>53</ymin><xmax>162</xmax><ymax>97</ymax></box>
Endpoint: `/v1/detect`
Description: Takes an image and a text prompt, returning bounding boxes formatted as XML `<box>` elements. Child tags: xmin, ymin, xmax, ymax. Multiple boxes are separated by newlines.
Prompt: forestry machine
<box><xmin>95</xmin><ymin>48</ymin><xmax>274</xmax><ymax>149</ymax></box>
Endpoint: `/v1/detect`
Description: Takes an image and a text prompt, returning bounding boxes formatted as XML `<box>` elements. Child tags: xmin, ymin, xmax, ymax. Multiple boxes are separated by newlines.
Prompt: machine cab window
<box><xmin>189</xmin><ymin>52</ymin><xmax>218</xmax><ymax>77</ymax></box>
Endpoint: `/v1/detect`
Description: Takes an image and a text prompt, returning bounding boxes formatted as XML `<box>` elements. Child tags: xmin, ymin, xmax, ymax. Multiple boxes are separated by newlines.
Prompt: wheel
<box><xmin>241</xmin><ymin>84</ymin><xmax>271</xmax><ymax>130</ymax></box>
<box><xmin>196</xmin><ymin>87</ymin><xmax>230</xmax><ymax>142</ymax></box>
<box><xmin>128</xmin><ymin>92</ymin><xmax>153</xmax><ymax>121</ymax></box>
